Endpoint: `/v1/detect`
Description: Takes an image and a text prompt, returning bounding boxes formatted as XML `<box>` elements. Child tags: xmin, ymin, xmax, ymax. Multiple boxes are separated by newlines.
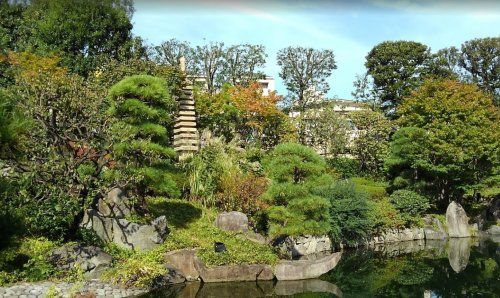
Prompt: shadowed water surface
<box><xmin>144</xmin><ymin>237</ymin><xmax>499</xmax><ymax>297</ymax></box>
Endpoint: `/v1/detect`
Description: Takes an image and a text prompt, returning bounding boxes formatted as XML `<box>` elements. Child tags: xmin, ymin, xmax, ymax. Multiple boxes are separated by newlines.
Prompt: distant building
<box><xmin>257</xmin><ymin>76</ymin><xmax>276</xmax><ymax>96</ymax></box>
<box><xmin>190</xmin><ymin>75</ymin><xmax>276</xmax><ymax>95</ymax></box>
<box><xmin>288</xmin><ymin>99</ymin><xmax>366</xmax><ymax>118</ymax></box>
<box><xmin>289</xmin><ymin>99</ymin><xmax>369</xmax><ymax>156</ymax></box>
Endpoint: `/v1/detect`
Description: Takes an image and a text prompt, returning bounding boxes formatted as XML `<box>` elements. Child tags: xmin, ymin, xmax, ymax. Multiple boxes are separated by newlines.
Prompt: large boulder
<box><xmin>485</xmin><ymin>225</ymin><xmax>500</xmax><ymax>235</ymax></box>
<box><xmin>423</xmin><ymin>216</ymin><xmax>448</xmax><ymax>240</ymax></box>
<box><xmin>151</xmin><ymin>266</ymin><xmax>186</xmax><ymax>288</ymax></box>
<box><xmin>446</xmin><ymin>201</ymin><xmax>471</xmax><ymax>238</ymax></box>
<box><xmin>273</xmin><ymin>235</ymin><xmax>331</xmax><ymax>258</ymax></box>
<box><xmin>97</xmin><ymin>187</ymin><xmax>134</xmax><ymax>218</ymax></box>
<box><xmin>164</xmin><ymin>249</ymin><xmax>199</xmax><ymax>281</ymax></box>
<box><xmin>274</xmin><ymin>252</ymin><xmax>342</xmax><ymax>281</ymax></box>
<box><xmin>214</xmin><ymin>211</ymin><xmax>249</xmax><ymax>233</ymax></box>
<box><xmin>81</xmin><ymin>209</ymin><xmax>168</xmax><ymax>251</ymax></box>
<box><xmin>193</xmin><ymin>256</ymin><xmax>273</xmax><ymax>282</ymax></box>
<box><xmin>47</xmin><ymin>244</ymin><xmax>113</xmax><ymax>279</ymax></box>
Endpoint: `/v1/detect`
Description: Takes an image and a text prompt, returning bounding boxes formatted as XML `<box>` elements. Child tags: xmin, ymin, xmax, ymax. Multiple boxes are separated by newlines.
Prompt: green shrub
<box><xmin>0</xmin><ymin>237</ymin><xmax>59</xmax><ymax>285</ymax></box>
<box><xmin>184</xmin><ymin>134</ymin><xmax>244</xmax><ymax>207</ymax></box>
<box><xmin>103</xmin><ymin>251</ymin><xmax>167</xmax><ymax>288</ymax></box>
<box><xmin>350</xmin><ymin>177</ymin><xmax>388</xmax><ymax>200</ymax></box>
<box><xmin>368</xmin><ymin>198</ymin><xmax>404</xmax><ymax>232</ymax></box>
<box><xmin>389</xmin><ymin>190</ymin><xmax>429</xmax><ymax>226</ymax></box>
<box><xmin>107</xmin><ymin>75</ymin><xmax>179</xmax><ymax>199</ymax></box>
<box><xmin>262</xmin><ymin>143</ymin><xmax>332</xmax><ymax>237</ymax></box>
<box><xmin>323</xmin><ymin>180</ymin><xmax>372</xmax><ymax>246</ymax></box>
<box><xmin>327</xmin><ymin>157</ymin><xmax>361</xmax><ymax>179</ymax></box>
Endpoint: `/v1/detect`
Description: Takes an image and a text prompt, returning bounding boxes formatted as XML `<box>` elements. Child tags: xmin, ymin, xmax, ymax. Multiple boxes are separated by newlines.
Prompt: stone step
<box><xmin>175</xmin><ymin>116</ymin><xmax>196</xmax><ymax>122</ymax></box>
<box><xmin>174</xmin><ymin>133</ymin><xmax>199</xmax><ymax>140</ymax></box>
<box><xmin>174</xmin><ymin>127</ymin><xmax>198</xmax><ymax>133</ymax></box>
<box><xmin>174</xmin><ymin>145</ymin><xmax>199</xmax><ymax>152</ymax></box>
<box><xmin>179</xmin><ymin>99</ymin><xmax>195</xmax><ymax>105</ymax></box>
<box><xmin>174</xmin><ymin>139</ymin><xmax>199</xmax><ymax>146</ymax></box>
<box><xmin>179</xmin><ymin>105</ymin><xmax>195</xmax><ymax>110</ymax></box>
<box><xmin>179</xmin><ymin>110</ymin><xmax>196</xmax><ymax>116</ymax></box>
<box><xmin>174</xmin><ymin>121</ymin><xmax>197</xmax><ymax>128</ymax></box>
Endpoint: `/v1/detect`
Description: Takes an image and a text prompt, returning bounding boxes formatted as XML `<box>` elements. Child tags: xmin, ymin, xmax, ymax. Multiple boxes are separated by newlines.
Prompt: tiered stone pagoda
<box><xmin>173</xmin><ymin>57</ymin><xmax>199</xmax><ymax>159</ymax></box>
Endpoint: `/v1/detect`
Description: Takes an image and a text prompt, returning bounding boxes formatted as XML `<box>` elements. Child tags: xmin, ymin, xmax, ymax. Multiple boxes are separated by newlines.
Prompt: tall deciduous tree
<box><xmin>365</xmin><ymin>41</ymin><xmax>431</xmax><ymax>115</ymax></box>
<box><xmin>221</xmin><ymin>44</ymin><xmax>267</xmax><ymax>86</ymax></box>
<box><xmin>277</xmin><ymin>46</ymin><xmax>336</xmax><ymax>109</ymax></box>
<box><xmin>350</xmin><ymin>109</ymin><xmax>392</xmax><ymax>176</ymax></box>
<box><xmin>459</xmin><ymin>37</ymin><xmax>500</xmax><ymax>105</ymax></box>
<box><xmin>194</xmin><ymin>41</ymin><xmax>225</xmax><ymax>94</ymax></box>
<box><xmin>18</xmin><ymin>0</ymin><xmax>133</xmax><ymax>76</ymax></box>
<box><xmin>153</xmin><ymin>39</ymin><xmax>198</xmax><ymax>75</ymax></box>
<box><xmin>386</xmin><ymin>79</ymin><xmax>499</xmax><ymax>208</ymax></box>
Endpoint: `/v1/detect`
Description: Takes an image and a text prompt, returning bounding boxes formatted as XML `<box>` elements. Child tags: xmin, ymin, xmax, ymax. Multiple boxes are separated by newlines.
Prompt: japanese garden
<box><xmin>0</xmin><ymin>1</ymin><xmax>499</xmax><ymax>297</ymax></box>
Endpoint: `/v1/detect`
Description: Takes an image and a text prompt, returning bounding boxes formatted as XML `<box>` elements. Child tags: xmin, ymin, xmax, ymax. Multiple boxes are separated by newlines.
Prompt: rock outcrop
<box><xmin>81</xmin><ymin>209</ymin><xmax>168</xmax><ymax>251</ymax></box>
<box><xmin>164</xmin><ymin>249</ymin><xmax>200</xmax><ymax>281</ymax></box>
<box><xmin>214</xmin><ymin>211</ymin><xmax>249</xmax><ymax>233</ymax></box>
<box><xmin>369</xmin><ymin>228</ymin><xmax>425</xmax><ymax>244</ymax></box>
<box><xmin>273</xmin><ymin>235</ymin><xmax>332</xmax><ymax>258</ymax></box>
<box><xmin>80</xmin><ymin>188</ymin><xmax>169</xmax><ymax>251</ymax></box>
<box><xmin>47</xmin><ymin>244</ymin><xmax>113</xmax><ymax>279</ymax></box>
<box><xmin>273</xmin><ymin>252</ymin><xmax>342</xmax><ymax>281</ymax></box>
<box><xmin>446</xmin><ymin>201</ymin><xmax>471</xmax><ymax>238</ymax></box>
<box><xmin>194</xmin><ymin>257</ymin><xmax>274</xmax><ymax>282</ymax></box>
<box><xmin>424</xmin><ymin>216</ymin><xmax>448</xmax><ymax>240</ymax></box>
<box><xmin>96</xmin><ymin>187</ymin><xmax>134</xmax><ymax>217</ymax></box>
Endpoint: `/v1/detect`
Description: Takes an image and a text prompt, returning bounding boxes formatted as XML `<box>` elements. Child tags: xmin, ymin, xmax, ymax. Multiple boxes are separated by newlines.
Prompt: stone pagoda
<box><xmin>173</xmin><ymin>57</ymin><xmax>199</xmax><ymax>159</ymax></box>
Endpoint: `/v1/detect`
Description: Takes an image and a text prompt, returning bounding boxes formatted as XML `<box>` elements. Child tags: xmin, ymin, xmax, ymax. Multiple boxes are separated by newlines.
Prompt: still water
<box><xmin>144</xmin><ymin>237</ymin><xmax>499</xmax><ymax>297</ymax></box>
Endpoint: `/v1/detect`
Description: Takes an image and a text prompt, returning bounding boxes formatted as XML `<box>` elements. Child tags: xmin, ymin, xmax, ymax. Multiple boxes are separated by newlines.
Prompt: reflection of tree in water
<box><xmin>322</xmin><ymin>240</ymin><xmax>499</xmax><ymax>298</ymax></box>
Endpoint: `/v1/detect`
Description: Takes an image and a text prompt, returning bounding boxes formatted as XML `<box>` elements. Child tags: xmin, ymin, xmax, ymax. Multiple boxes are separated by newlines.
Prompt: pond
<box><xmin>143</xmin><ymin>237</ymin><xmax>499</xmax><ymax>297</ymax></box>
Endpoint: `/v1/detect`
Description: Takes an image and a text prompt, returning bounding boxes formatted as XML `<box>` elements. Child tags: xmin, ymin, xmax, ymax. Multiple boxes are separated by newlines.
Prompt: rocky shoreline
<box><xmin>0</xmin><ymin>280</ymin><xmax>147</xmax><ymax>298</ymax></box>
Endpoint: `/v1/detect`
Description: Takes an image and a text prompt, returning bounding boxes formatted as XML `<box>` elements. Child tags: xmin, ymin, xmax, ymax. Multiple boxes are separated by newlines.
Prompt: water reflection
<box><xmin>324</xmin><ymin>238</ymin><xmax>499</xmax><ymax>297</ymax></box>
<box><xmin>143</xmin><ymin>279</ymin><xmax>343</xmax><ymax>297</ymax></box>
<box><xmin>145</xmin><ymin>238</ymin><xmax>499</xmax><ymax>297</ymax></box>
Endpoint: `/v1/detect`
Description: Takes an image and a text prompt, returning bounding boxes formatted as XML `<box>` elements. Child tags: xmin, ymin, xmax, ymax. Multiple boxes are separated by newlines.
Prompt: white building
<box><xmin>257</xmin><ymin>76</ymin><xmax>276</xmax><ymax>96</ymax></box>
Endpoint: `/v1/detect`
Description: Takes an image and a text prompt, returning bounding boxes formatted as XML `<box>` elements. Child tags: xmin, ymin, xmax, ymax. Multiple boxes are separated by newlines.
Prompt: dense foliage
<box><xmin>107</xmin><ymin>75</ymin><xmax>179</xmax><ymax>200</ymax></box>
<box><xmin>262</xmin><ymin>143</ymin><xmax>332</xmax><ymax>236</ymax></box>
<box><xmin>324</xmin><ymin>181</ymin><xmax>372</xmax><ymax>246</ymax></box>
<box><xmin>386</xmin><ymin>79</ymin><xmax>499</xmax><ymax>208</ymax></box>
<box><xmin>389</xmin><ymin>190</ymin><xmax>429</xmax><ymax>226</ymax></box>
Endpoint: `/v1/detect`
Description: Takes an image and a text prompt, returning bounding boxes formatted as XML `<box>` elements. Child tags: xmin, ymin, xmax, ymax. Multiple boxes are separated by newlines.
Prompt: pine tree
<box><xmin>263</xmin><ymin>143</ymin><xmax>332</xmax><ymax>236</ymax></box>
<box><xmin>108</xmin><ymin>75</ymin><xmax>180</xmax><ymax>199</ymax></box>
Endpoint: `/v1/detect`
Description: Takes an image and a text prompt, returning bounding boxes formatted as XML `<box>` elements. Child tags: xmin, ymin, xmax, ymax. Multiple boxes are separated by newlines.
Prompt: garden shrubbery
<box><xmin>389</xmin><ymin>190</ymin><xmax>429</xmax><ymax>226</ymax></box>
<box><xmin>262</xmin><ymin>143</ymin><xmax>332</xmax><ymax>237</ymax></box>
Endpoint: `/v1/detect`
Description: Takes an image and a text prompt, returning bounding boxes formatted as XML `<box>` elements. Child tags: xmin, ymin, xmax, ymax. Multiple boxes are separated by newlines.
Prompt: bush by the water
<box><xmin>262</xmin><ymin>143</ymin><xmax>332</xmax><ymax>237</ymax></box>
<box><xmin>324</xmin><ymin>180</ymin><xmax>372</xmax><ymax>246</ymax></box>
<box><xmin>389</xmin><ymin>189</ymin><xmax>429</xmax><ymax>226</ymax></box>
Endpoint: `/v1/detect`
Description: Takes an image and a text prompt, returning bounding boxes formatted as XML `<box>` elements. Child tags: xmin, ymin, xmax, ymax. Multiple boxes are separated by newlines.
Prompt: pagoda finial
<box><xmin>179</xmin><ymin>56</ymin><xmax>186</xmax><ymax>73</ymax></box>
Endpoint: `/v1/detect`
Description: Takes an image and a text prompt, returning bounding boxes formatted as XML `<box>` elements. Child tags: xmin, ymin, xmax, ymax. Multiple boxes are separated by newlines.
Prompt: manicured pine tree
<box><xmin>263</xmin><ymin>143</ymin><xmax>332</xmax><ymax>237</ymax></box>
<box><xmin>108</xmin><ymin>75</ymin><xmax>180</xmax><ymax>200</ymax></box>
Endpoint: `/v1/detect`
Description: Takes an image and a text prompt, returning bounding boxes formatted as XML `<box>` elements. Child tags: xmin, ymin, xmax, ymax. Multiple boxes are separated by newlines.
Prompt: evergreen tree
<box><xmin>108</xmin><ymin>75</ymin><xmax>180</xmax><ymax>200</ymax></box>
<box><xmin>262</xmin><ymin>143</ymin><xmax>331</xmax><ymax>237</ymax></box>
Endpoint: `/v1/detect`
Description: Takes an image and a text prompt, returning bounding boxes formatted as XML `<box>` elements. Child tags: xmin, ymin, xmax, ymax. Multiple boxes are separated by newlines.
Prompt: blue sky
<box><xmin>132</xmin><ymin>0</ymin><xmax>500</xmax><ymax>99</ymax></box>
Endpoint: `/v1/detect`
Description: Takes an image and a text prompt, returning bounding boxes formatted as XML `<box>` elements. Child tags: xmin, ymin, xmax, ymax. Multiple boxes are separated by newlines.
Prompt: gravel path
<box><xmin>0</xmin><ymin>280</ymin><xmax>148</xmax><ymax>298</ymax></box>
